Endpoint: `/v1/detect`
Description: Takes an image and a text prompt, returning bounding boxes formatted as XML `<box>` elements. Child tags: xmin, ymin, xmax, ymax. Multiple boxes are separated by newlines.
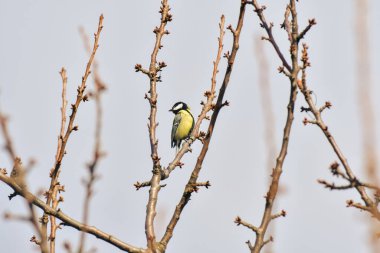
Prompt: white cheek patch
<box><xmin>173</xmin><ymin>104</ymin><xmax>183</xmax><ymax>111</ymax></box>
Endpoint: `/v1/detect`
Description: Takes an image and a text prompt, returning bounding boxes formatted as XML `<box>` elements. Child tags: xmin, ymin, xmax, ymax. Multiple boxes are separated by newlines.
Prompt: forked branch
<box><xmin>135</xmin><ymin>0</ymin><xmax>172</xmax><ymax>251</ymax></box>
<box><xmin>237</xmin><ymin>1</ymin><xmax>310</xmax><ymax>252</ymax></box>
<box><xmin>42</xmin><ymin>15</ymin><xmax>105</xmax><ymax>252</ymax></box>
<box><xmin>299</xmin><ymin>42</ymin><xmax>380</xmax><ymax>220</ymax></box>
<box><xmin>160</xmin><ymin>1</ymin><xmax>248</xmax><ymax>249</ymax></box>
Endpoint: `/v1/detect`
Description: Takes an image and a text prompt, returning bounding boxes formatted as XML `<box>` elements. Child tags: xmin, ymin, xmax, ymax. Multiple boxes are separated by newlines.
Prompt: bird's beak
<box><xmin>169</xmin><ymin>109</ymin><xmax>173</xmax><ymax>112</ymax></box>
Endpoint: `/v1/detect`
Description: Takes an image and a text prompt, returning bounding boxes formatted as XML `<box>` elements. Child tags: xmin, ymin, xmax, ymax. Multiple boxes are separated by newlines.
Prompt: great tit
<box><xmin>169</xmin><ymin>102</ymin><xmax>194</xmax><ymax>150</ymax></box>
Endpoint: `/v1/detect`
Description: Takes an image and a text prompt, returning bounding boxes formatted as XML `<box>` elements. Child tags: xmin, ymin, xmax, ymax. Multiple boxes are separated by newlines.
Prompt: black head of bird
<box><xmin>169</xmin><ymin>101</ymin><xmax>189</xmax><ymax>114</ymax></box>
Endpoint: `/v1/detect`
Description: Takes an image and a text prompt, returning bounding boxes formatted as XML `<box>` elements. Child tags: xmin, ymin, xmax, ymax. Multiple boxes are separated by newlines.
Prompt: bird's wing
<box><xmin>189</xmin><ymin>110</ymin><xmax>195</xmax><ymax>136</ymax></box>
<box><xmin>171</xmin><ymin>113</ymin><xmax>182</xmax><ymax>148</ymax></box>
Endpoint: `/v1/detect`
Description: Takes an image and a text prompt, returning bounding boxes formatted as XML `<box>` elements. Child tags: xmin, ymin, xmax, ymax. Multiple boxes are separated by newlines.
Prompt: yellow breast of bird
<box><xmin>175</xmin><ymin>110</ymin><xmax>193</xmax><ymax>140</ymax></box>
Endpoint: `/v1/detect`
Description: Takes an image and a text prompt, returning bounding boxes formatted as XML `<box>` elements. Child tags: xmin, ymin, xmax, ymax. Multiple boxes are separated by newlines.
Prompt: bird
<box><xmin>169</xmin><ymin>101</ymin><xmax>194</xmax><ymax>151</ymax></box>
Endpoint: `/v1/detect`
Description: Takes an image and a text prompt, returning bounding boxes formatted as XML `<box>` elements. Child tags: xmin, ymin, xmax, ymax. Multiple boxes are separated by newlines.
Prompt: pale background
<box><xmin>0</xmin><ymin>0</ymin><xmax>379</xmax><ymax>252</ymax></box>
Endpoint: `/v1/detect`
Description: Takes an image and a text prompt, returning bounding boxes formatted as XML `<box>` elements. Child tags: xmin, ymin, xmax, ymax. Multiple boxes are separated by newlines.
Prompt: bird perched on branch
<box><xmin>169</xmin><ymin>102</ymin><xmax>194</xmax><ymax>151</ymax></box>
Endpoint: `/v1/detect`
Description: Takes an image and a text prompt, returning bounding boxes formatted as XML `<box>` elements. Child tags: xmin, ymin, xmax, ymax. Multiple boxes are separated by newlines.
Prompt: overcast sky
<box><xmin>1</xmin><ymin>1</ymin><xmax>380</xmax><ymax>252</ymax></box>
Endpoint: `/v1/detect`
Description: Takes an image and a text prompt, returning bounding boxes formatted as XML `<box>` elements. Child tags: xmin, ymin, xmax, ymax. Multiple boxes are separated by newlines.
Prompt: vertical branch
<box><xmin>145</xmin><ymin>1</ymin><xmax>170</xmax><ymax>249</ymax></box>
<box><xmin>355</xmin><ymin>0</ymin><xmax>378</xmax><ymax>186</ymax></box>
<box><xmin>47</xmin><ymin>67</ymin><xmax>68</xmax><ymax>253</ymax></box>
<box><xmin>160</xmin><ymin>1</ymin><xmax>247</xmax><ymax>248</ymax></box>
<box><xmin>254</xmin><ymin>36</ymin><xmax>277</xmax><ymax>177</ymax></box>
<box><xmin>235</xmin><ymin>1</ymin><xmax>300</xmax><ymax>252</ymax></box>
<box><xmin>354</xmin><ymin>0</ymin><xmax>380</xmax><ymax>249</ymax></box>
<box><xmin>42</xmin><ymin>14</ymin><xmax>104</xmax><ymax>252</ymax></box>
<box><xmin>254</xmin><ymin>36</ymin><xmax>277</xmax><ymax>253</ymax></box>
<box><xmin>135</xmin><ymin>1</ymin><xmax>171</xmax><ymax>251</ymax></box>
<box><xmin>251</xmin><ymin>38</ymin><xmax>297</xmax><ymax>253</ymax></box>
<box><xmin>56</xmin><ymin>68</ymin><xmax>68</xmax><ymax>164</ymax></box>
<box><xmin>77</xmin><ymin>27</ymin><xmax>107</xmax><ymax>253</ymax></box>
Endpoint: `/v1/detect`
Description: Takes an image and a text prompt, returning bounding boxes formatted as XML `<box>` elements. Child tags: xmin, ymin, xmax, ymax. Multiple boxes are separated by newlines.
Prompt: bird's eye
<box><xmin>172</xmin><ymin>103</ymin><xmax>183</xmax><ymax>111</ymax></box>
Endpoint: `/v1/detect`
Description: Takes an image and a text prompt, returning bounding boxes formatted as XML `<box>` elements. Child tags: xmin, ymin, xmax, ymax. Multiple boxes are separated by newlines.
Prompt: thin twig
<box><xmin>250</xmin><ymin>0</ymin><xmax>291</xmax><ymax>71</ymax></box>
<box><xmin>48</xmin><ymin>67</ymin><xmax>68</xmax><ymax>253</ymax></box>
<box><xmin>297</xmin><ymin>19</ymin><xmax>316</xmax><ymax>42</ymax></box>
<box><xmin>77</xmin><ymin>26</ymin><xmax>107</xmax><ymax>253</ymax></box>
<box><xmin>281</xmin><ymin>4</ymin><xmax>292</xmax><ymax>42</ymax></box>
<box><xmin>318</xmin><ymin>179</ymin><xmax>356</xmax><ymax>190</ymax></box>
<box><xmin>235</xmin><ymin>216</ymin><xmax>259</xmax><ymax>233</ymax></box>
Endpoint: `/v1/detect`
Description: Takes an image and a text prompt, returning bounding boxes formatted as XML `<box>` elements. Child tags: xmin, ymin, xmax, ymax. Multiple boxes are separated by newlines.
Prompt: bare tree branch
<box><xmin>135</xmin><ymin>1</ymin><xmax>172</xmax><ymax>251</ymax></box>
<box><xmin>42</xmin><ymin>16</ymin><xmax>105</xmax><ymax>251</ymax></box>
<box><xmin>254</xmin><ymin>34</ymin><xmax>278</xmax><ymax>253</ymax></box>
<box><xmin>238</xmin><ymin>1</ymin><xmax>305</xmax><ymax>252</ymax></box>
<box><xmin>354</xmin><ymin>0</ymin><xmax>380</xmax><ymax>249</ymax></box>
<box><xmin>0</xmin><ymin>113</ymin><xmax>49</xmax><ymax>253</ymax></box>
<box><xmin>235</xmin><ymin>216</ymin><xmax>259</xmax><ymax>233</ymax></box>
<box><xmin>160</xmin><ymin>1</ymin><xmax>248</xmax><ymax>248</ymax></box>
<box><xmin>0</xmin><ymin>171</ymin><xmax>145</xmax><ymax>253</ymax></box>
<box><xmin>46</xmin><ymin>67</ymin><xmax>68</xmax><ymax>253</ymax></box>
<box><xmin>249</xmin><ymin>2</ymin><xmax>379</xmax><ymax>252</ymax></box>
<box><xmin>254</xmin><ymin>35</ymin><xmax>277</xmax><ymax>173</ymax></box>
<box><xmin>251</xmin><ymin>0</ymin><xmax>291</xmax><ymax>72</ymax></box>
<box><xmin>300</xmin><ymin>42</ymin><xmax>380</xmax><ymax>220</ymax></box>
<box><xmin>77</xmin><ymin>26</ymin><xmax>107</xmax><ymax>253</ymax></box>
